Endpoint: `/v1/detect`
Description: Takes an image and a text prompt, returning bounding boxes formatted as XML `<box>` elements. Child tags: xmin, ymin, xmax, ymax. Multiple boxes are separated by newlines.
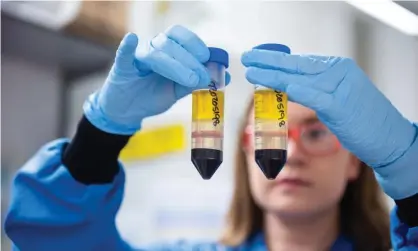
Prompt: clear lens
<box><xmin>301</xmin><ymin>124</ymin><xmax>336</xmax><ymax>154</ymax></box>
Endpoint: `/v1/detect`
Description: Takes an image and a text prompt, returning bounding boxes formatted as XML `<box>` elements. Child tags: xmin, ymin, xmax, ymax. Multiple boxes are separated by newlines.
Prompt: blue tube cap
<box><xmin>208</xmin><ymin>47</ymin><xmax>229</xmax><ymax>68</ymax></box>
<box><xmin>253</xmin><ymin>43</ymin><xmax>291</xmax><ymax>54</ymax></box>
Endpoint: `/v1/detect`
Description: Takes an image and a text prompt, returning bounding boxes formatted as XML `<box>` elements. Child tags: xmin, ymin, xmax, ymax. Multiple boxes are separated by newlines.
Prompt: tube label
<box><xmin>208</xmin><ymin>81</ymin><xmax>221</xmax><ymax>126</ymax></box>
<box><xmin>275</xmin><ymin>90</ymin><xmax>287</xmax><ymax>127</ymax></box>
<box><xmin>192</xmin><ymin>83</ymin><xmax>224</xmax><ymax>126</ymax></box>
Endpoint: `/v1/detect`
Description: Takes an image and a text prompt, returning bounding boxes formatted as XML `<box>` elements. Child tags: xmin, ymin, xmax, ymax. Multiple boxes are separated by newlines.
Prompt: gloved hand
<box><xmin>84</xmin><ymin>25</ymin><xmax>230</xmax><ymax>135</ymax></box>
<box><xmin>242</xmin><ymin>49</ymin><xmax>418</xmax><ymax>199</ymax></box>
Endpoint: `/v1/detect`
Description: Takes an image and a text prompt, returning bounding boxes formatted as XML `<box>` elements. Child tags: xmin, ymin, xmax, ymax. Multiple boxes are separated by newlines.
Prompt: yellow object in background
<box><xmin>120</xmin><ymin>124</ymin><xmax>186</xmax><ymax>161</ymax></box>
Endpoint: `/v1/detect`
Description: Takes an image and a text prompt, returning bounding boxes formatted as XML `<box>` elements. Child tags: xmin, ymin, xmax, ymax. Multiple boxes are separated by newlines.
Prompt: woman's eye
<box><xmin>307</xmin><ymin>129</ymin><xmax>327</xmax><ymax>140</ymax></box>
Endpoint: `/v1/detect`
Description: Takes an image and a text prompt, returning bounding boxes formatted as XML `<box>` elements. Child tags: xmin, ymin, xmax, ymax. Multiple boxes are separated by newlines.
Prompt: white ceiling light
<box><xmin>346</xmin><ymin>0</ymin><xmax>418</xmax><ymax>36</ymax></box>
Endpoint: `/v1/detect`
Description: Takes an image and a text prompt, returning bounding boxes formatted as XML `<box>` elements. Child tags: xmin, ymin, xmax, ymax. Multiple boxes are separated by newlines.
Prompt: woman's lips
<box><xmin>275</xmin><ymin>177</ymin><xmax>312</xmax><ymax>187</ymax></box>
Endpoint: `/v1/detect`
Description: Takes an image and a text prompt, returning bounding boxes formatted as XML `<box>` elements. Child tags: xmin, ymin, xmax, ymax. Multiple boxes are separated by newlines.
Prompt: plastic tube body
<box><xmin>254</xmin><ymin>85</ymin><xmax>288</xmax><ymax>179</ymax></box>
<box><xmin>252</xmin><ymin>43</ymin><xmax>290</xmax><ymax>179</ymax></box>
<box><xmin>191</xmin><ymin>61</ymin><xmax>225</xmax><ymax>179</ymax></box>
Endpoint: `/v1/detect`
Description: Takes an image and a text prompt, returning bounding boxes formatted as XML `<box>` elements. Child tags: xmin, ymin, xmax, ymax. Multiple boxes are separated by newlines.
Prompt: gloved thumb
<box><xmin>114</xmin><ymin>33</ymin><xmax>139</xmax><ymax>70</ymax></box>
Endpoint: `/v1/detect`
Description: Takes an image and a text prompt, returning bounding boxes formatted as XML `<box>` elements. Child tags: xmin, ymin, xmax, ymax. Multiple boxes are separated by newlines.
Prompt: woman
<box><xmin>221</xmin><ymin>100</ymin><xmax>390</xmax><ymax>251</ymax></box>
<box><xmin>4</xmin><ymin>25</ymin><xmax>418</xmax><ymax>251</ymax></box>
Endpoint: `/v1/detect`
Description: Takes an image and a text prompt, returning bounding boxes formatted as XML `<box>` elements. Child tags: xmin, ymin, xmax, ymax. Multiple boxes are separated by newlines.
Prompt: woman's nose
<box><xmin>287</xmin><ymin>138</ymin><xmax>302</xmax><ymax>157</ymax></box>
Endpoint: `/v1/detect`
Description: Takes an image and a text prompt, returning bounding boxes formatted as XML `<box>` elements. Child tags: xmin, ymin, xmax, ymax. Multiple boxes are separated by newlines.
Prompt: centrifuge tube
<box><xmin>191</xmin><ymin>47</ymin><xmax>229</xmax><ymax>180</ymax></box>
<box><xmin>253</xmin><ymin>43</ymin><xmax>291</xmax><ymax>179</ymax></box>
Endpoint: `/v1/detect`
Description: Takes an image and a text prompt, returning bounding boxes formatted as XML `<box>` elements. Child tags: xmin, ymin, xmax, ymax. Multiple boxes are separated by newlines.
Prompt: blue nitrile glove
<box><xmin>242</xmin><ymin>49</ymin><xmax>418</xmax><ymax>199</ymax></box>
<box><xmin>84</xmin><ymin>25</ymin><xmax>231</xmax><ymax>135</ymax></box>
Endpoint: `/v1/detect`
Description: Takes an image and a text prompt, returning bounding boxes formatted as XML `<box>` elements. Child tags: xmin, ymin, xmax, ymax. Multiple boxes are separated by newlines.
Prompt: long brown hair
<box><xmin>220</xmin><ymin>99</ymin><xmax>391</xmax><ymax>251</ymax></box>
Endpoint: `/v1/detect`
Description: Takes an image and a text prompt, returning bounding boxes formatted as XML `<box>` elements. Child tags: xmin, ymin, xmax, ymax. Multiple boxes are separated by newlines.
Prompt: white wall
<box><xmin>358</xmin><ymin>16</ymin><xmax>418</xmax><ymax>122</ymax></box>
<box><xmin>215</xmin><ymin>1</ymin><xmax>356</xmax><ymax>56</ymax></box>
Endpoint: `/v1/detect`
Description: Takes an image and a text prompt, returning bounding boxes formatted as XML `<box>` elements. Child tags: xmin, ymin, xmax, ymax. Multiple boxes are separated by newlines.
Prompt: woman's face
<box><xmin>244</xmin><ymin>102</ymin><xmax>360</xmax><ymax>217</ymax></box>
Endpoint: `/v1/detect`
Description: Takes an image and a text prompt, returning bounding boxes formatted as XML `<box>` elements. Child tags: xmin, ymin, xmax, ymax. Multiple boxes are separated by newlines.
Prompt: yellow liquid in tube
<box><xmin>254</xmin><ymin>88</ymin><xmax>288</xmax><ymax>179</ymax></box>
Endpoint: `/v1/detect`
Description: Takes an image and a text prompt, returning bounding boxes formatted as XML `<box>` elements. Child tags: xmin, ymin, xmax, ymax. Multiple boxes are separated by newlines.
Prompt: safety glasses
<box><xmin>243</xmin><ymin>122</ymin><xmax>341</xmax><ymax>156</ymax></box>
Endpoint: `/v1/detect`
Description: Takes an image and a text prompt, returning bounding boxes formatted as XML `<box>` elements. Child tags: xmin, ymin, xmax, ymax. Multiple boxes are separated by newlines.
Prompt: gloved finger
<box><xmin>144</xmin><ymin>48</ymin><xmax>200</xmax><ymax>87</ymax></box>
<box><xmin>151</xmin><ymin>33</ymin><xmax>211</xmax><ymax>85</ymax></box>
<box><xmin>313</xmin><ymin>59</ymin><xmax>350</xmax><ymax>93</ymax></box>
<box><xmin>164</xmin><ymin>25</ymin><xmax>210</xmax><ymax>63</ymax></box>
<box><xmin>245</xmin><ymin>67</ymin><xmax>340</xmax><ymax>94</ymax></box>
<box><xmin>225</xmin><ymin>71</ymin><xmax>231</xmax><ymax>85</ymax></box>
<box><xmin>242</xmin><ymin>49</ymin><xmax>342</xmax><ymax>75</ymax></box>
<box><xmin>285</xmin><ymin>84</ymin><xmax>334</xmax><ymax>114</ymax></box>
<box><xmin>174</xmin><ymin>71</ymin><xmax>231</xmax><ymax>100</ymax></box>
<box><xmin>245</xmin><ymin>67</ymin><xmax>318</xmax><ymax>89</ymax></box>
<box><xmin>245</xmin><ymin>67</ymin><xmax>333</xmax><ymax>112</ymax></box>
<box><xmin>115</xmin><ymin>33</ymin><xmax>138</xmax><ymax>70</ymax></box>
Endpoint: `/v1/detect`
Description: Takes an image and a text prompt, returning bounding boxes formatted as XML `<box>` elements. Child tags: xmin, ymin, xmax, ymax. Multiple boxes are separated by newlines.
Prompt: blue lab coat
<box><xmin>4</xmin><ymin>117</ymin><xmax>418</xmax><ymax>251</ymax></box>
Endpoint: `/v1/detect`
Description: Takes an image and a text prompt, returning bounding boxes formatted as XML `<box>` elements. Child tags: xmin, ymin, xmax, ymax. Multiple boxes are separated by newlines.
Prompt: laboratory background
<box><xmin>1</xmin><ymin>1</ymin><xmax>418</xmax><ymax>250</ymax></box>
